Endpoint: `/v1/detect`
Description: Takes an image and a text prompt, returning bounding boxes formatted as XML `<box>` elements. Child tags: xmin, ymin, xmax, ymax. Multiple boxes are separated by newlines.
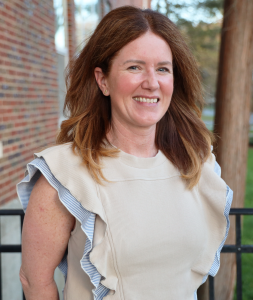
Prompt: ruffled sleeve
<box><xmin>200</xmin><ymin>160</ymin><xmax>233</xmax><ymax>285</ymax></box>
<box><xmin>16</xmin><ymin>156</ymin><xmax>110</xmax><ymax>300</ymax></box>
<box><xmin>192</xmin><ymin>156</ymin><xmax>233</xmax><ymax>300</ymax></box>
<box><xmin>206</xmin><ymin>161</ymin><xmax>233</xmax><ymax>278</ymax></box>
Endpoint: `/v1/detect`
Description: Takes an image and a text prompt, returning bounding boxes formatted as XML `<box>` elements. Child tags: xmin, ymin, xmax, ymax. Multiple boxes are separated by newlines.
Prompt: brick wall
<box><xmin>66</xmin><ymin>0</ymin><xmax>76</xmax><ymax>60</ymax></box>
<box><xmin>0</xmin><ymin>0</ymin><xmax>59</xmax><ymax>204</ymax></box>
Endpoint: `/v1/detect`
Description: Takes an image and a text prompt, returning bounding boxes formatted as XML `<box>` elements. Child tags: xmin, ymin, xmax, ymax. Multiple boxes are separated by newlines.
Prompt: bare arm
<box><xmin>20</xmin><ymin>174</ymin><xmax>75</xmax><ymax>300</ymax></box>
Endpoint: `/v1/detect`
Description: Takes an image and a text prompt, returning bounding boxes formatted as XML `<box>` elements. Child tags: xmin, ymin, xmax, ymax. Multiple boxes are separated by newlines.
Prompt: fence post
<box><xmin>236</xmin><ymin>215</ymin><xmax>242</xmax><ymax>300</ymax></box>
<box><xmin>209</xmin><ymin>276</ymin><xmax>215</xmax><ymax>300</ymax></box>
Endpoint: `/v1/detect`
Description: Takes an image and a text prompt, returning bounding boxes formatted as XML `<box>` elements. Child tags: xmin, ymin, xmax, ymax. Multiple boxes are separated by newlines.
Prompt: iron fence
<box><xmin>209</xmin><ymin>208</ymin><xmax>253</xmax><ymax>300</ymax></box>
<box><xmin>0</xmin><ymin>208</ymin><xmax>253</xmax><ymax>300</ymax></box>
<box><xmin>0</xmin><ymin>209</ymin><xmax>25</xmax><ymax>300</ymax></box>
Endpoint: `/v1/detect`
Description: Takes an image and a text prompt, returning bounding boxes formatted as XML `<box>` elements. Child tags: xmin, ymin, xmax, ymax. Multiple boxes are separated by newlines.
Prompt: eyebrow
<box><xmin>123</xmin><ymin>59</ymin><xmax>146</xmax><ymax>65</ymax></box>
<box><xmin>157</xmin><ymin>61</ymin><xmax>173</xmax><ymax>66</ymax></box>
<box><xmin>123</xmin><ymin>59</ymin><xmax>172</xmax><ymax>66</ymax></box>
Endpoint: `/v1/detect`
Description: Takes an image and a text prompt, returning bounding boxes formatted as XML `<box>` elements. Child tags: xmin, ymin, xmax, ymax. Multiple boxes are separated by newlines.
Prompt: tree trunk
<box><xmin>198</xmin><ymin>0</ymin><xmax>253</xmax><ymax>299</ymax></box>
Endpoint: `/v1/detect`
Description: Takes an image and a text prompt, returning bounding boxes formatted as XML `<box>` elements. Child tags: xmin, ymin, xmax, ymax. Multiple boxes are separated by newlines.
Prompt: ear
<box><xmin>94</xmin><ymin>67</ymin><xmax>109</xmax><ymax>96</ymax></box>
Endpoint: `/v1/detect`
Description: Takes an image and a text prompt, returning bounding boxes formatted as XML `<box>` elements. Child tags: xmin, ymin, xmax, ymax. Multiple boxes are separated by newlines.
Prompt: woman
<box><xmin>17</xmin><ymin>6</ymin><xmax>233</xmax><ymax>300</ymax></box>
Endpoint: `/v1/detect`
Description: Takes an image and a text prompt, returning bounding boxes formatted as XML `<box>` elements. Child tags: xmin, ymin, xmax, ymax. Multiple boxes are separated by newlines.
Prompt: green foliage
<box><xmin>241</xmin><ymin>148</ymin><xmax>253</xmax><ymax>299</ymax></box>
<box><xmin>232</xmin><ymin>148</ymin><xmax>253</xmax><ymax>300</ymax></box>
<box><xmin>184</xmin><ymin>21</ymin><xmax>221</xmax><ymax>101</ymax></box>
<box><xmin>196</xmin><ymin>0</ymin><xmax>224</xmax><ymax>16</ymax></box>
<box><xmin>154</xmin><ymin>0</ymin><xmax>223</xmax><ymax>24</ymax></box>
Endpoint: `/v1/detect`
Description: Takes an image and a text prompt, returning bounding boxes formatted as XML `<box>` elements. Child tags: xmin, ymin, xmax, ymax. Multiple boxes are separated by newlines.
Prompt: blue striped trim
<box><xmin>208</xmin><ymin>184</ymin><xmax>233</xmax><ymax>277</ymax></box>
<box><xmin>194</xmin><ymin>290</ymin><xmax>198</xmax><ymax>300</ymax></box>
<box><xmin>214</xmin><ymin>159</ymin><xmax>221</xmax><ymax>177</ymax></box>
<box><xmin>16</xmin><ymin>157</ymin><xmax>110</xmax><ymax>300</ymax></box>
<box><xmin>201</xmin><ymin>274</ymin><xmax>208</xmax><ymax>284</ymax></box>
<box><xmin>202</xmin><ymin>161</ymin><xmax>233</xmax><ymax>283</ymax></box>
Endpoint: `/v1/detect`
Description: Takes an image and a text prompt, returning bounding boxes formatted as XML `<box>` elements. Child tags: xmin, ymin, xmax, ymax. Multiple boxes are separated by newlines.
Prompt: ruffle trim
<box><xmin>194</xmin><ymin>290</ymin><xmax>198</xmax><ymax>300</ymax></box>
<box><xmin>202</xmin><ymin>161</ymin><xmax>233</xmax><ymax>283</ymax></box>
<box><xmin>16</xmin><ymin>157</ymin><xmax>110</xmax><ymax>300</ymax></box>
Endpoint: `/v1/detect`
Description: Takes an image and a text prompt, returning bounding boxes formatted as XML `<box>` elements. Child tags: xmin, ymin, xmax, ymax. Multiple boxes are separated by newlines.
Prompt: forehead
<box><xmin>114</xmin><ymin>31</ymin><xmax>173</xmax><ymax>63</ymax></box>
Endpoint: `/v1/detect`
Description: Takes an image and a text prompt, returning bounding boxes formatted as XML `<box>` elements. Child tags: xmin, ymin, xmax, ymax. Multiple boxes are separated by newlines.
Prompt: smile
<box><xmin>133</xmin><ymin>97</ymin><xmax>159</xmax><ymax>103</ymax></box>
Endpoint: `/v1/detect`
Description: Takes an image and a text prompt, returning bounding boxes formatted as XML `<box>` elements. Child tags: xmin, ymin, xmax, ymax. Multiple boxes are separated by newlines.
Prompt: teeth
<box><xmin>133</xmin><ymin>97</ymin><xmax>158</xmax><ymax>103</ymax></box>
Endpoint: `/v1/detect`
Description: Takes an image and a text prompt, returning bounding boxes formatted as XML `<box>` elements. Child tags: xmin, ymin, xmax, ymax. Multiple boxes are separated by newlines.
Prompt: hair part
<box><xmin>56</xmin><ymin>6</ymin><xmax>214</xmax><ymax>188</ymax></box>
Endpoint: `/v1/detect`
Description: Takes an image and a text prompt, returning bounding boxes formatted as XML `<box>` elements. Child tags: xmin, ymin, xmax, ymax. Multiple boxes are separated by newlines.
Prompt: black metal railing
<box><xmin>209</xmin><ymin>208</ymin><xmax>253</xmax><ymax>300</ymax></box>
<box><xmin>0</xmin><ymin>209</ymin><xmax>25</xmax><ymax>300</ymax></box>
<box><xmin>0</xmin><ymin>208</ymin><xmax>253</xmax><ymax>300</ymax></box>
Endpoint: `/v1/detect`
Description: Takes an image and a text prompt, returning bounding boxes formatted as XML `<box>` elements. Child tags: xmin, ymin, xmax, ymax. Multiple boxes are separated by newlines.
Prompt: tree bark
<box><xmin>198</xmin><ymin>0</ymin><xmax>253</xmax><ymax>299</ymax></box>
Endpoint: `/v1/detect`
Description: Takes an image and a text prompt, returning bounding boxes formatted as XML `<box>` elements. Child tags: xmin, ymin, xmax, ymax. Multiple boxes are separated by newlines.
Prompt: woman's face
<box><xmin>95</xmin><ymin>31</ymin><xmax>174</xmax><ymax>131</ymax></box>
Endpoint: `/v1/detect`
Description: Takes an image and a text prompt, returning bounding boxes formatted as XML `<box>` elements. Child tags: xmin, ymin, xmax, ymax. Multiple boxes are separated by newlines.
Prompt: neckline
<box><xmin>116</xmin><ymin>148</ymin><xmax>167</xmax><ymax>169</ymax></box>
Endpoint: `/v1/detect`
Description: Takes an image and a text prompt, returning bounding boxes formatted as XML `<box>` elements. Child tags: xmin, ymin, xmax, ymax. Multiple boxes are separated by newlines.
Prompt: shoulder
<box><xmin>204</xmin><ymin>152</ymin><xmax>216</xmax><ymax>169</ymax></box>
<box><xmin>198</xmin><ymin>151</ymin><xmax>227</xmax><ymax>207</ymax></box>
<box><xmin>35</xmin><ymin>142</ymin><xmax>76</xmax><ymax>161</ymax></box>
<box><xmin>34</xmin><ymin>143</ymin><xmax>105</xmax><ymax>217</ymax></box>
<box><xmin>35</xmin><ymin>142</ymin><xmax>88</xmax><ymax>179</ymax></box>
<box><xmin>201</xmin><ymin>151</ymin><xmax>221</xmax><ymax>179</ymax></box>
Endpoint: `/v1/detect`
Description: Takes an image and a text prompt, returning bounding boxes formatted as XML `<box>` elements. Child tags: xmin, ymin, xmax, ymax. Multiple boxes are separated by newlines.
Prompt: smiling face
<box><xmin>95</xmin><ymin>31</ymin><xmax>174</xmax><ymax>132</ymax></box>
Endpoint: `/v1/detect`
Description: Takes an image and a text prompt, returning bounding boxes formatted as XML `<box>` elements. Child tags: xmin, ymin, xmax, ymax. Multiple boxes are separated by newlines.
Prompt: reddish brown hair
<box><xmin>56</xmin><ymin>6</ymin><xmax>213</xmax><ymax>188</ymax></box>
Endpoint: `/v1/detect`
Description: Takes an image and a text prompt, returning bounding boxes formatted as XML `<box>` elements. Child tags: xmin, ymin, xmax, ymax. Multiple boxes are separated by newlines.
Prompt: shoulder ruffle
<box><xmin>192</xmin><ymin>154</ymin><xmax>233</xmax><ymax>284</ymax></box>
<box><xmin>206</xmin><ymin>161</ymin><xmax>233</xmax><ymax>278</ymax></box>
<box><xmin>16</xmin><ymin>143</ymin><xmax>118</xmax><ymax>300</ymax></box>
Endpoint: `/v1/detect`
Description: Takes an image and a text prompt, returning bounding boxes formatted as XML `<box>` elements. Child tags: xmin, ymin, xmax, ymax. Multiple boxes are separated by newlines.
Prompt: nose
<box><xmin>141</xmin><ymin>70</ymin><xmax>159</xmax><ymax>91</ymax></box>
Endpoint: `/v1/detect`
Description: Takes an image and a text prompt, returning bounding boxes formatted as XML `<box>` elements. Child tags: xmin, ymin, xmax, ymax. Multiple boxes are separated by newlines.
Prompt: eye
<box><xmin>128</xmin><ymin>65</ymin><xmax>139</xmax><ymax>70</ymax></box>
<box><xmin>157</xmin><ymin>67</ymin><xmax>170</xmax><ymax>73</ymax></box>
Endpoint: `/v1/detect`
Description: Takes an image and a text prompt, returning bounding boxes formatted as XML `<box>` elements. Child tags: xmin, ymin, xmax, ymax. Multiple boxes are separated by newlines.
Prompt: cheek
<box><xmin>163</xmin><ymin>79</ymin><xmax>174</xmax><ymax>101</ymax></box>
<box><xmin>110</xmin><ymin>73</ymin><xmax>140</xmax><ymax>96</ymax></box>
<box><xmin>165</xmin><ymin>79</ymin><xmax>174</xmax><ymax>95</ymax></box>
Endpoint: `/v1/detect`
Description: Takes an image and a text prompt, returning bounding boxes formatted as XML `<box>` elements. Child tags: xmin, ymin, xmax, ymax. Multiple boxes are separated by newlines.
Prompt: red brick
<box><xmin>0</xmin><ymin>0</ymin><xmax>58</xmax><ymax>204</ymax></box>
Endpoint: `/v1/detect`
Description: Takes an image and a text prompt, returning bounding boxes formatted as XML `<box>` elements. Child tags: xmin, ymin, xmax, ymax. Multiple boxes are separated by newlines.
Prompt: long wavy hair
<box><xmin>56</xmin><ymin>6</ymin><xmax>213</xmax><ymax>188</ymax></box>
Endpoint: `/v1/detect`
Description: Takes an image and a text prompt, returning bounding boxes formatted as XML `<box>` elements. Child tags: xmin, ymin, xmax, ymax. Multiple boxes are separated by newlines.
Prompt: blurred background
<box><xmin>0</xmin><ymin>0</ymin><xmax>252</xmax><ymax>299</ymax></box>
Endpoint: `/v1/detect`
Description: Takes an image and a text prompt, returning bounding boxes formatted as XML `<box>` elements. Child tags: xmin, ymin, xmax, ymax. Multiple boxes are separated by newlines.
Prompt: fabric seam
<box><xmin>96</xmin><ymin>183</ymin><xmax>126</xmax><ymax>300</ymax></box>
<box><xmin>105</xmin><ymin>174</ymin><xmax>181</xmax><ymax>182</ymax></box>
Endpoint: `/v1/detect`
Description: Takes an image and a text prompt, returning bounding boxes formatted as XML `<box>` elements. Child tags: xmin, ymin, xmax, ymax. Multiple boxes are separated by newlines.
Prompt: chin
<box><xmin>135</xmin><ymin>119</ymin><xmax>159</xmax><ymax>128</ymax></box>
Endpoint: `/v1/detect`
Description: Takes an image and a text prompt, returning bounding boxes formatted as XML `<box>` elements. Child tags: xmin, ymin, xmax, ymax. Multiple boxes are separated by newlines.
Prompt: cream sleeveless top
<box><xmin>17</xmin><ymin>143</ymin><xmax>233</xmax><ymax>300</ymax></box>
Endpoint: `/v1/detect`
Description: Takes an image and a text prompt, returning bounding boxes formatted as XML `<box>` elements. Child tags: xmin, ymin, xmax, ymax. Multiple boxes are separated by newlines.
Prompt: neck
<box><xmin>107</xmin><ymin>119</ymin><xmax>158</xmax><ymax>158</ymax></box>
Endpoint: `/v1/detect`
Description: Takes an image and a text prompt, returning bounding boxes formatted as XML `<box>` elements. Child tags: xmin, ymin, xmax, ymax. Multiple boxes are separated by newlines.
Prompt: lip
<box><xmin>133</xmin><ymin>95</ymin><xmax>160</xmax><ymax>99</ymax></box>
